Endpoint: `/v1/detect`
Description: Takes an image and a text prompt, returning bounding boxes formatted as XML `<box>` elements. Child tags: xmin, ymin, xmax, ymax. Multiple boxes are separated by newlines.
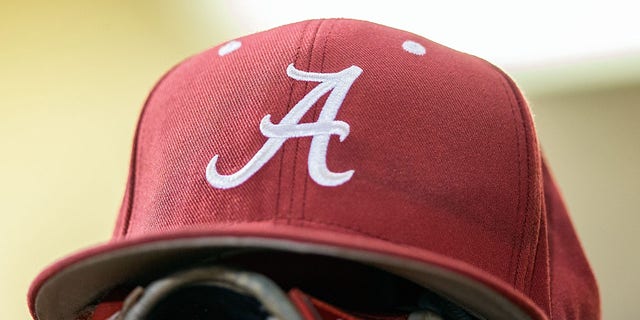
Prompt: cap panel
<box><xmin>291</xmin><ymin>19</ymin><xmax>537</xmax><ymax>286</ymax></box>
<box><xmin>126</xmin><ymin>22</ymin><xmax>309</xmax><ymax>235</ymax></box>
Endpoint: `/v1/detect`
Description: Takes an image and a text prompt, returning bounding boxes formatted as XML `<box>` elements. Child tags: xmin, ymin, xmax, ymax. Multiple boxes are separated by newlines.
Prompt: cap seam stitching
<box><xmin>545</xmin><ymin>168</ymin><xmax>555</xmax><ymax>319</ymax></box>
<box><xmin>507</xmin><ymin>78</ymin><xmax>543</xmax><ymax>299</ymax></box>
<box><xmin>506</xmin><ymin>74</ymin><xmax>538</xmax><ymax>297</ymax></box>
<box><xmin>496</xmin><ymin>71</ymin><xmax>525</xmax><ymax>290</ymax></box>
<box><xmin>275</xmin><ymin>20</ymin><xmax>310</xmax><ymax>222</ymax></box>
<box><xmin>498</xmin><ymin>70</ymin><xmax>536</xmax><ymax>295</ymax></box>
<box><xmin>288</xmin><ymin>19</ymin><xmax>324</xmax><ymax>224</ymax></box>
<box><xmin>301</xmin><ymin>20</ymin><xmax>334</xmax><ymax>221</ymax></box>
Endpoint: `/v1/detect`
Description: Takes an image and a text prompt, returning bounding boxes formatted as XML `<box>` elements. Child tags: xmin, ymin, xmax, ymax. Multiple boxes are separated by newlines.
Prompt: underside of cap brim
<box><xmin>29</xmin><ymin>225</ymin><xmax>547</xmax><ymax>320</ymax></box>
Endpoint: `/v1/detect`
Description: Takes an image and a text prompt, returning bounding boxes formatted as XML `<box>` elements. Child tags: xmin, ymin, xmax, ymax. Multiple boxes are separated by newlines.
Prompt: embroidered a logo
<box><xmin>206</xmin><ymin>64</ymin><xmax>362</xmax><ymax>189</ymax></box>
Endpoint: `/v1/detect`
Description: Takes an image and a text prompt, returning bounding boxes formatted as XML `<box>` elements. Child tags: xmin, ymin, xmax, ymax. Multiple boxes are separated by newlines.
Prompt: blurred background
<box><xmin>1</xmin><ymin>1</ymin><xmax>638</xmax><ymax>319</ymax></box>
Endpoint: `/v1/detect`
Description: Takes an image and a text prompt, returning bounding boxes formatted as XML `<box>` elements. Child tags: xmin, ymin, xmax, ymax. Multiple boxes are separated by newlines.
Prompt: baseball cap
<box><xmin>28</xmin><ymin>18</ymin><xmax>600</xmax><ymax>320</ymax></box>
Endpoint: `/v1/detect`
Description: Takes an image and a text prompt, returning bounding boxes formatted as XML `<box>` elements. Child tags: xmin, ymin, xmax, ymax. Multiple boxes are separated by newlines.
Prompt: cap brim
<box><xmin>29</xmin><ymin>222</ymin><xmax>545</xmax><ymax>320</ymax></box>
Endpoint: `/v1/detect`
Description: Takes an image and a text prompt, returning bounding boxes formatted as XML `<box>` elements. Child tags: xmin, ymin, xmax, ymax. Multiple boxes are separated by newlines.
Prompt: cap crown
<box><xmin>112</xmin><ymin>19</ymin><xmax>599</xmax><ymax>319</ymax></box>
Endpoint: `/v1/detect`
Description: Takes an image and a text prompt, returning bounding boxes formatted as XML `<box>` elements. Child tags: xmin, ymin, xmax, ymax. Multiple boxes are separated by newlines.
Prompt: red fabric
<box><xmin>290</xmin><ymin>288</ymin><xmax>407</xmax><ymax>320</ymax></box>
<box><xmin>88</xmin><ymin>300</ymin><xmax>121</xmax><ymax>320</ymax></box>
<box><xmin>301</xmin><ymin>293</ymin><xmax>362</xmax><ymax>320</ymax></box>
<box><xmin>289</xmin><ymin>289</ymin><xmax>326</xmax><ymax>320</ymax></box>
<box><xmin>30</xmin><ymin>19</ymin><xmax>599</xmax><ymax>320</ymax></box>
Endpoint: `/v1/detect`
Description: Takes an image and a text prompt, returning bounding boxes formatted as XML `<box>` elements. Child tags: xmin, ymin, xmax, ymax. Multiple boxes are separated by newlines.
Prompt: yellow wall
<box><xmin>1</xmin><ymin>1</ymin><xmax>637</xmax><ymax>319</ymax></box>
<box><xmin>0</xmin><ymin>1</ymin><xmax>231</xmax><ymax>318</ymax></box>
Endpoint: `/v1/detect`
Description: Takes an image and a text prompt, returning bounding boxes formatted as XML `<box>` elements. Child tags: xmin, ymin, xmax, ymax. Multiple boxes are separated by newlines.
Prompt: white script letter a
<box><xmin>206</xmin><ymin>64</ymin><xmax>362</xmax><ymax>189</ymax></box>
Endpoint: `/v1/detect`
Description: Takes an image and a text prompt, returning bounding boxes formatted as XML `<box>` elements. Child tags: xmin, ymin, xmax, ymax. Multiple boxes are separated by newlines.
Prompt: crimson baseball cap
<box><xmin>29</xmin><ymin>19</ymin><xmax>600</xmax><ymax>320</ymax></box>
